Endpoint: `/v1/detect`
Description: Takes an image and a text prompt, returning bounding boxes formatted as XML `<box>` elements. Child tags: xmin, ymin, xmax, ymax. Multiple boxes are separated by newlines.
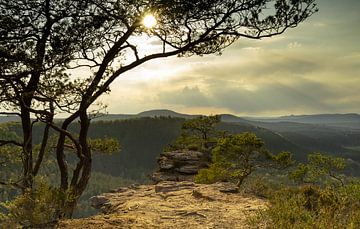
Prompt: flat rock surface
<box><xmin>57</xmin><ymin>181</ymin><xmax>267</xmax><ymax>229</ymax></box>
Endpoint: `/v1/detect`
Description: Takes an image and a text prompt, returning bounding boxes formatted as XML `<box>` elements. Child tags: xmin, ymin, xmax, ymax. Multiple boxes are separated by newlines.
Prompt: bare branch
<box><xmin>0</xmin><ymin>139</ymin><xmax>23</xmax><ymax>147</ymax></box>
<box><xmin>46</xmin><ymin>121</ymin><xmax>83</xmax><ymax>159</ymax></box>
<box><xmin>0</xmin><ymin>179</ymin><xmax>24</xmax><ymax>190</ymax></box>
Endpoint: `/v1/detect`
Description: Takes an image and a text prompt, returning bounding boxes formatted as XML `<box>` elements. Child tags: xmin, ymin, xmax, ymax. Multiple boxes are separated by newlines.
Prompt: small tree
<box><xmin>289</xmin><ymin>152</ymin><xmax>347</xmax><ymax>187</ymax></box>
<box><xmin>167</xmin><ymin>115</ymin><xmax>222</xmax><ymax>152</ymax></box>
<box><xmin>182</xmin><ymin>115</ymin><xmax>221</xmax><ymax>143</ymax></box>
<box><xmin>196</xmin><ymin>132</ymin><xmax>293</xmax><ymax>187</ymax></box>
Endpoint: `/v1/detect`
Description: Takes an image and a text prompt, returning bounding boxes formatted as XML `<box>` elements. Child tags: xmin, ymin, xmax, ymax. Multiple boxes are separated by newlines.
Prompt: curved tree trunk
<box><xmin>61</xmin><ymin>110</ymin><xmax>92</xmax><ymax>218</ymax></box>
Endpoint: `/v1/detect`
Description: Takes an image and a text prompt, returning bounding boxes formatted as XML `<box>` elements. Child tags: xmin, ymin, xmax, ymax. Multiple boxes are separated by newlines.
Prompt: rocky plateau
<box><xmin>57</xmin><ymin>181</ymin><xmax>267</xmax><ymax>229</ymax></box>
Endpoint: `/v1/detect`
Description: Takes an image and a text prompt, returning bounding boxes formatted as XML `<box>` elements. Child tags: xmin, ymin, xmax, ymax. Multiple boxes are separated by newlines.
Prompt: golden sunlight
<box><xmin>143</xmin><ymin>14</ymin><xmax>157</xmax><ymax>29</ymax></box>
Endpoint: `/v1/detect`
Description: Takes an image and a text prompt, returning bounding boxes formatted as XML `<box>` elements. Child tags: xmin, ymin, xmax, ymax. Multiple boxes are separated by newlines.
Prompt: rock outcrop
<box><xmin>151</xmin><ymin>150</ymin><xmax>210</xmax><ymax>182</ymax></box>
<box><xmin>57</xmin><ymin>181</ymin><xmax>267</xmax><ymax>229</ymax></box>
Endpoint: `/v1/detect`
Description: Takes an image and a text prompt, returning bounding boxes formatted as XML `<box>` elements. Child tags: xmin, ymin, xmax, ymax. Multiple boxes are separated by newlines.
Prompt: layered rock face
<box><xmin>151</xmin><ymin>150</ymin><xmax>210</xmax><ymax>182</ymax></box>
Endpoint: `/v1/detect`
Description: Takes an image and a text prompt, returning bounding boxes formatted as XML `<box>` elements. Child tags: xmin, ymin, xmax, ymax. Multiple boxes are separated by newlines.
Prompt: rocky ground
<box><xmin>151</xmin><ymin>150</ymin><xmax>210</xmax><ymax>182</ymax></box>
<box><xmin>57</xmin><ymin>181</ymin><xmax>267</xmax><ymax>229</ymax></box>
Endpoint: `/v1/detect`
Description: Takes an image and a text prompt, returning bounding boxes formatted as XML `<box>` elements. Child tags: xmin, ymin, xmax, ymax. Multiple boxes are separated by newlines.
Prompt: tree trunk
<box><xmin>20</xmin><ymin>106</ymin><xmax>33</xmax><ymax>191</ymax></box>
<box><xmin>61</xmin><ymin>110</ymin><xmax>92</xmax><ymax>218</ymax></box>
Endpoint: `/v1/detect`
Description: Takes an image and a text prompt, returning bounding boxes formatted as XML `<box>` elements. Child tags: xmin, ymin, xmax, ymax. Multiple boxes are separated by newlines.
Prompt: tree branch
<box><xmin>47</xmin><ymin>121</ymin><xmax>83</xmax><ymax>159</ymax></box>
<box><xmin>0</xmin><ymin>179</ymin><xmax>24</xmax><ymax>190</ymax></box>
<box><xmin>0</xmin><ymin>140</ymin><xmax>23</xmax><ymax>147</ymax></box>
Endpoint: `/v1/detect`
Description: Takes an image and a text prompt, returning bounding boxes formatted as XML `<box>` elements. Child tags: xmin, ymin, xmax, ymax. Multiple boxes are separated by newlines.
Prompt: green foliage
<box><xmin>195</xmin><ymin>133</ymin><xmax>292</xmax><ymax>187</ymax></box>
<box><xmin>0</xmin><ymin>179</ymin><xmax>65</xmax><ymax>227</ymax></box>
<box><xmin>89</xmin><ymin>137</ymin><xmax>121</xmax><ymax>154</ymax></box>
<box><xmin>290</xmin><ymin>152</ymin><xmax>347</xmax><ymax>186</ymax></box>
<box><xmin>240</xmin><ymin>175</ymin><xmax>273</xmax><ymax>198</ymax></box>
<box><xmin>269</xmin><ymin>151</ymin><xmax>294</xmax><ymax>169</ymax></box>
<box><xmin>182</xmin><ymin>115</ymin><xmax>221</xmax><ymax>140</ymax></box>
<box><xmin>165</xmin><ymin>134</ymin><xmax>204</xmax><ymax>152</ymax></box>
<box><xmin>0</xmin><ymin>123</ymin><xmax>21</xmax><ymax>142</ymax></box>
<box><xmin>167</xmin><ymin>115</ymin><xmax>222</xmax><ymax>152</ymax></box>
<box><xmin>0</xmin><ymin>124</ymin><xmax>23</xmax><ymax>198</ymax></box>
<box><xmin>249</xmin><ymin>183</ymin><xmax>360</xmax><ymax>229</ymax></box>
<box><xmin>248</xmin><ymin>153</ymin><xmax>360</xmax><ymax>228</ymax></box>
<box><xmin>1</xmin><ymin>0</ymin><xmax>317</xmax><ymax>219</ymax></box>
<box><xmin>195</xmin><ymin>163</ymin><xmax>230</xmax><ymax>184</ymax></box>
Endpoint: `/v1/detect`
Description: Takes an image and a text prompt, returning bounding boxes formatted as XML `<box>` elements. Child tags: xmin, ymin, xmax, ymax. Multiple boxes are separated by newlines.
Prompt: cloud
<box><xmin>159</xmin><ymin>86</ymin><xmax>210</xmax><ymax>107</ymax></box>
<box><xmin>100</xmin><ymin>0</ymin><xmax>360</xmax><ymax>116</ymax></box>
<box><xmin>151</xmin><ymin>40</ymin><xmax>360</xmax><ymax>115</ymax></box>
<box><xmin>288</xmin><ymin>42</ymin><xmax>302</xmax><ymax>49</ymax></box>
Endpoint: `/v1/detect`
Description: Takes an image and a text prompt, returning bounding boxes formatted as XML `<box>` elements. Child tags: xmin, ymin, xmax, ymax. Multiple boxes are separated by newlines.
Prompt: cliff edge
<box><xmin>57</xmin><ymin>181</ymin><xmax>266</xmax><ymax>228</ymax></box>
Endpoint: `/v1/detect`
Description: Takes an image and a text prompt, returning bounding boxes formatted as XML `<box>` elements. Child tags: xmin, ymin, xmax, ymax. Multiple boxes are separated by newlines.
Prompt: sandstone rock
<box><xmin>158</xmin><ymin>157</ymin><xmax>175</xmax><ymax>170</ymax></box>
<box><xmin>59</xmin><ymin>182</ymin><xmax>267</xmax><ymax>229</ymax></box>
<box><xmin>90</xmin><ymin>195</ymin><xmax>110</xmax><ymax>209</ymax></box>
<box><xmin>218</xmin><ymin>182</ymin><xmax>239</xmax><ymax>193</ymax></box>
<box><xmin>109</xmin><ymin>187</ymin><xmax>128</xmax><ymax>193</ymax></box>
<box><xmin>175</xmin><ymin>165</ymin><xmax>204</xmax><ymax>174</ymax></box>
<box><xmin>155</xmin><ymin>181</ymin><xmax>195</xmax><ymax>193</ymax></box>
<box><xmin>151</xmin><ymin>172</ymin><xmax>194</xmax><ymax>182</ymax></box>
<box><xmin>152</xmin><ymin>150</ymin><xmax>210</xmax><ymax>182</ymax></box>
<box><xmin>162</xmin><ymin>150</ymin><xmax>204</xmax><ymax>161</ymax></box>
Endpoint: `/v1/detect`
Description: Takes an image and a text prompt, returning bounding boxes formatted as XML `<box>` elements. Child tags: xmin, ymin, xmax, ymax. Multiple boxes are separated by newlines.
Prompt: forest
<box><xmin>2</xmin><ymin>0</ymin><xmax>360</xmax><ymax>227</ymax></box>
<box><xmin>1</xmin><ymin>114</ymin><xmax>360</xmax><ymax>220</ymax></box>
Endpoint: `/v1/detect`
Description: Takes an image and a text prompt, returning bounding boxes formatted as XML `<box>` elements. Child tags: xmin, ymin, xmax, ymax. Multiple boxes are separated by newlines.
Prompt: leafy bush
<box><xmin>249</xmin><ymin>153</ymin><xmax>360</xmax><ymax>228</ymax></box>
<box><xmin>165</xmin><ymin>134</ymin><xmax>204</xmax><ymax>152</ymax></box>
<box><xmin>249</xmin><ymin>183</ymin><xmax>360</xmax><ymax>229</ymax></box>
<box><xmin>195</xmin><ymin>133</ymin><xmax>292</xmax><ymax>187</ymax></box>
<box><xmin>240</xmin><ymin>176</ymin><xmax>273</xmax><ymax>198</ymax></box>
<box><xmin>289</xmin><ymin>152</ymin><xmax>346</xmax><ymax>187</ymax></box>
<box><xmin>0</xmin><ymin>179</ymin><xmax>65</xmax><ymax>227</ymax></box>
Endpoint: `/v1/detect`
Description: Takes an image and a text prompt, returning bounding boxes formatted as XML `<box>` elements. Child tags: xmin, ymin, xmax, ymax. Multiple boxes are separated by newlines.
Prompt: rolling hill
<box><xmin>3</xmin><ymin>110</ymin><xmax>360</xmax><ymax>179</ymax></box>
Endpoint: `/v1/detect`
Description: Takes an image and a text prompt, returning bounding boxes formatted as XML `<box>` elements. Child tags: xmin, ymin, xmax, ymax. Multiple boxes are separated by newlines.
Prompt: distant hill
<box><xmin>220</xmin><ymin>114</ymin><xmax>250</xmax><ymax>123</ymax></box>
<box><xmin>248</xmin><ymin>113</ymin><xmax>360</xmax><ymax>129</ymax></box>
<box><xmin>90</xmin><ymin>110</ymin><xmax>360</xmax><ymax>129</ymax></box>
<box><xmin>138</xmin><ymin>109</ymin><xmax>199</xmax><ymax>119</ymax></box>
<box><xmin>73</xmin><ymin>116</ymin><xmax>360</xmax><ymax>178</ymax></box>
<box><xmin>90</xmin><ymin>109</ymin><xmax>198</xmax><ymax>122</ymax></box>
<box><xmin>3</xmin><ymin>110</ymin><xmax>360</xmax><ymax>178</ymax></box>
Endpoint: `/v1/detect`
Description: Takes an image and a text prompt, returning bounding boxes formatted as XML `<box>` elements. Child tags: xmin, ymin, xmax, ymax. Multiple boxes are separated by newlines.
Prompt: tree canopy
<box><xmin>0</xmin><ymin>0</ymin><xmax>317</xmax><ymax>220</ymax></box>
<box><xmin>195</xmin><ymin>132</ymin><xmax>293</xmax><ymax>187</ymax></box>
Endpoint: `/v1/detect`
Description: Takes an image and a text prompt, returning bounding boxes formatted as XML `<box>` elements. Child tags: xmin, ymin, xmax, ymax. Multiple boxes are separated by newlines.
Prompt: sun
<box><xmin>143</xmin><ymin>14</ymin><xmax>157</xmax><ymax>29</ymax></box>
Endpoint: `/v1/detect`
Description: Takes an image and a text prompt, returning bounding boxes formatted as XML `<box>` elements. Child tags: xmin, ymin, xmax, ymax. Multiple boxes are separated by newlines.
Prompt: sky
<box><xmin>100</xmin><ymin>0</ymin><xmax>360</xmax><ymax>117</ymax></box>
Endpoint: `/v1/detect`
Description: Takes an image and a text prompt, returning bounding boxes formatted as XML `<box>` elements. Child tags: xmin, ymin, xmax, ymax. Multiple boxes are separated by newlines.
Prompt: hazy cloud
<box><xmin>102</xmin><ymin>0</ymin><xmax>360</xmax><ymax>116</ymax></box>
<box><xmin>159</xmin><ymin>86</ymin><xmax>210</xmax><ymax>107</ymax></box>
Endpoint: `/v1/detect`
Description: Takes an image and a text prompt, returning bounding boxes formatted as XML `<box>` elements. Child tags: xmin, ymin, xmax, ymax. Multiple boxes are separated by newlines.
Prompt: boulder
<box><xmin>161</xmin><ymin>150</ymin><xmax>204</xmax><ymax>161</ymax></box>
<box><xmin>152</xmin><ymin>150</ymin><xmax>210</xmax><ymax>182</ymax></box>
<box><xmin>90</xmin><ymin>195</ymin><xmax>110</xmax><ymax>209</ymax></box>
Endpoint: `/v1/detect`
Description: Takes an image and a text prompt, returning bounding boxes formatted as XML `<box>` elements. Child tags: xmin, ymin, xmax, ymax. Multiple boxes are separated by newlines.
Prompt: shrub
<box><xmin>195</xmin><ymin>133</ymin><xmax>292</xmax><ymax>187</ymax></box>
<box><xmin>289</xmin><ymin>152</ymin><xmax>347</xmax><ymax>187</ymax></box>
<box><xmin>0</xmin><ymin>180</ymin><xmax>65</xmax><ymax>227</ymax></box>
<box><xmin>240</xmin><ymin>176</ymin><xmax>273</xmax><ymax>198</ymax></box>
<box><xmin>249</xmin><ymin>182</ymin><xmax>360</xmax><ymax>229</ymax></box>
